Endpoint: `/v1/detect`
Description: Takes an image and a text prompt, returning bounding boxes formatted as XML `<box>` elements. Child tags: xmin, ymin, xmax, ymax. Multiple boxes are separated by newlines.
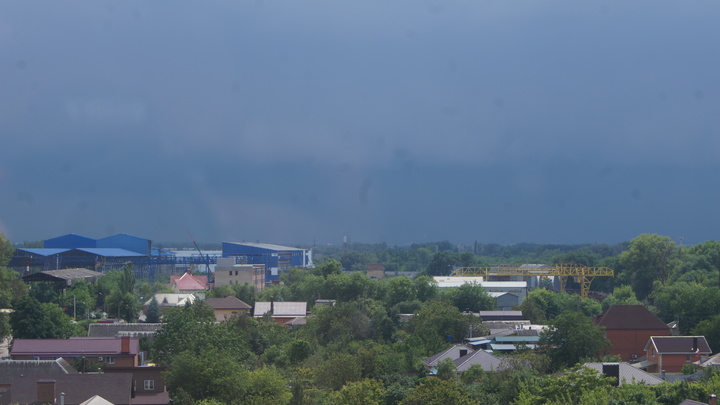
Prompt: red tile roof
<box><xmin>11</xmin><ymin>338</ymin><xmax>140</xmax><ymax>357</ymax></box>
<box><xmin>169</xmin><ymin>271</ymin><xmax>208</xmax><ymax>291</ymax></box>
<box><xmin>595</xmin><ymin>305</ymin><xmax>669</xmax><ymax>330</ymax></box>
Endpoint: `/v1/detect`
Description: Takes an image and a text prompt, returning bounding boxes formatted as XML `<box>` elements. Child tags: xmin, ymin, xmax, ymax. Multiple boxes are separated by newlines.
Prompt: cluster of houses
<box><xmin>3</xmin><ymin>266</ymin><xmax>720</xmax><ymax>404</ymax></box>
<box><xmin>421</xmin><ymin>304</ymin><xmax>717</xmax><ymax>382</ymax></box>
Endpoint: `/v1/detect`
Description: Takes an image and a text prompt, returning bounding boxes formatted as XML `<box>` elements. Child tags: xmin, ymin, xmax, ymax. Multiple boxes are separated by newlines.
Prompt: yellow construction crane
<box><xmin>453</xmin><ymin>264</ymin><xmax>614</xmax><ymax>298</ymax></box>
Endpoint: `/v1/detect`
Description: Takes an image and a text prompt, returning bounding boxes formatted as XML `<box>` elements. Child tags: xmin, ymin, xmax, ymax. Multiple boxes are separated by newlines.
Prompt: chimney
<box><xmin>459</xmin><ymin>349</ymin><xmax>468</xmax><ymax>358</ymax></box>
<box><xmin>37</xmin><ymin>379</ymin><xmax>56</xmax><ymax>404</ymax></box>
<box><xmin>693</xmin><ymin>337</ymin><xmax>699</xmax><ymax>352</ymax></box>
<box><xmin>602</xmin><ymin>363</ymin><xmax>620</xmax><ymax>387</ymax></box>
<box><xmin>121</xmin><ymin>336</ymin><xmax>130</xmax><ymax>354</ymax></box>
<box><xmin>709</xmin><ymin>395</ymin><xmax>717</xmax><ymax>405</ymax></box>
<box><xmin>270</xmin><ymin>297</ymin><xmax>275</xmax><ymax>316</ymax></box>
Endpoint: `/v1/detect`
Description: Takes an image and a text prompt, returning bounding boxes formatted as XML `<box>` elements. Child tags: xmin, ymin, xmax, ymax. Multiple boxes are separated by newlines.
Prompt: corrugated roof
<box><xmin>87</xmin><ymin>323</ymin><xmax>163</xmax><ymax>338</ymax></box>
<box><xmin>16</xmin><ymin>248</ymin><xmax>71</xmax><ymax>256</ymax></box>
<box><xmin>253</xmin><ymin>301</ymin><xmax>307</xmax><ymax>317</ymax></box>
<box><xmin>489</xmin><ymin>343</ymin><xmax>537</xmax><ymax>351</ymax></box>
<box><xmin>35</xmin><ymin>268</ymin><xmax>105</xmax><ymax>281</ymax></box>
<box><xmin>144</xmin><ymin>293</ymin><xmax>196</xmax><ymax>307</ymax></box>
<box><xmin>495</xmin><ymin>336</ymin><xmax>540</xmax><ymax>343</ymax></box>
<box><xmin>595</xmin><ymin>305</ymin><xmax>669</xmax><ymax>330</ymax></box>
<box><xmin>224</xmin><ymin>242</ymin><xmax>305</xmax><ymax>251</ymax></box>
<box><xmin>11</xmin><ymin>338</ymin><xmax>140</xmax><ymax>356</ymax></box>
<box><xmin>205</xmin><ymin>296</ymin><xmax>251</xmax><ymax>310</ymax></box>
<box><xmin>75</xmin><ymin>248</ymin><xmax>146</xmax><ymax>257</ymax></box>
<box><xmin>583</xmin><ymin>362</ymin><xmax>664</xmax><ymax>385</ymax></box>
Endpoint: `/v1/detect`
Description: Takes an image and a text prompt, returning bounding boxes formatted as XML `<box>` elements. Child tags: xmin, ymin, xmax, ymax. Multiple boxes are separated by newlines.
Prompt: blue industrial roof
<box><xmin>74</xmin><ymin>248</ymin><xmax>146</xmax><ymax>257</ymax></box>
<box><xmin>17</xmin><ymin>248</ymin><xmax>71</xmax><ymax>256</ymax></box>
<box><xmin>223</xmin><ymin>242</ymin><xmax>305</xmax><ymax>251</ymax></box>
<box><xmin>100</xmin><ymin>233</ymin><xmax>150</xmax><ymax>241</ymax></box>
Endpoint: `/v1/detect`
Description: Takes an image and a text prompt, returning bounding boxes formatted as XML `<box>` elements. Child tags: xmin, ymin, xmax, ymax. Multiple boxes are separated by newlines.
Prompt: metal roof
<box><xmin>16</xmin><ymin>248</ymin><xmax>71</xmax><ymax>256</ymax></box>
<box><xmin>253</xmin><ymin>301</ymin><xmax>307</xmax><ymax>317</ymax></box>
<box><xmin>75</xmin><ymin>248</ymin><xmax>146</xmax><ymax>257</ymax></box>
<box><xmin>583</xmin><ymin>362</ymin><xmax>664</xmax><ymax>385</ymax></box>
<box><xmin>223</xmin><ymin>241</ymin><xmax>305</xmax><ymax>251</ymax></box>
<box><xmin>11</xmin><ymin>338</ymin><xmax>140</xmax><ymax>356</ymax></box>
<box><xmin>489</xmin><ymin>343</ymin><xmax>537</xmax><ymax>351</ymax></box>
<box><xmin>495</xmin><ymin>336</ymin><xmax>540</xmax><ymax>343</ymax></box>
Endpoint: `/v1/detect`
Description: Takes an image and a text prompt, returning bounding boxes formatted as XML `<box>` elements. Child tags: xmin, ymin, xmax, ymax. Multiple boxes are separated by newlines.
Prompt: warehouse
<box><xmin>10</xmin><ymin>233</ymin><xmax>173</xmax><ymax>279</ymax></box>
<box><xmin>222</xmin><ymin>242</ymin><xmax>312</xmax><ymax>283</ymax></box>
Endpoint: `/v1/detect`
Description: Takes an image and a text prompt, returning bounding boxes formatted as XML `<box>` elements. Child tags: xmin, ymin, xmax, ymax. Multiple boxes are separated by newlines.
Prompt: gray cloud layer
<box><xmin>1</xmin><ymin>1</ymin><xmax>719</xmax><ymax>246</ymax></box>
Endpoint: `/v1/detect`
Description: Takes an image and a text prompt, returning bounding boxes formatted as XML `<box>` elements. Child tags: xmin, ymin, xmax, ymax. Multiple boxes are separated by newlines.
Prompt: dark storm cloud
<box><xmin>1</xmin><ymin>1</ymin><xmax>719</xmax><ymax>246</ymax></box>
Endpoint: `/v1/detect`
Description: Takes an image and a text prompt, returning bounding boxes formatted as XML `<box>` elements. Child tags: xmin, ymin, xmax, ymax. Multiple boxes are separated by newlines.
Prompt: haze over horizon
<box><xmin>2</xmin><ymin>2</ymin><xmax>719</xmax><ymax>247</ymax></box>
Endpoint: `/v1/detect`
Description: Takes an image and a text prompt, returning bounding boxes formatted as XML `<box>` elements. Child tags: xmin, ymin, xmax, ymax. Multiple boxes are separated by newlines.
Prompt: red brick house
<box><xmin>644</xmin><ymin>336</ymin><xmax>711</xmax><ymax>373</ymax></box>
<box><xmin>594</xmin><ymin>305</ymin><xmax>670</xmax><ymax>361</ymax></box>
<box><xmin>10</xmin><ymin>337</ymin><xmax>140</xmax><ymax>368</ymax></box>
<box><xmin>103</xmin><ymin>366</ymin><xmax>170</xmax><ymax>405</ymax></box>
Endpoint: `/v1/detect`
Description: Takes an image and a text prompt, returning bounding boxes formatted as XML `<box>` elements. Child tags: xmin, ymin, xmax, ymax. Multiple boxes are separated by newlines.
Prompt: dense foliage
<box><xmin>6</xmin><ymin>232</ymin><xmax>720</xmax><ymax>403</ymax></box>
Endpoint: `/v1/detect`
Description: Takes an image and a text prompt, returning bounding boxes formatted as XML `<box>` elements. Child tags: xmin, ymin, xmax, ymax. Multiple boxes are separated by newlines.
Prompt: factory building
<box><xmin>10</xmin><ymin>233</ymin><xmax>174</xmax><ymax>279</ymax></box>
<box><xmin>222</xmin><ymin>242</ymin><xmax>312</xmax><ymax>283</ymax></box>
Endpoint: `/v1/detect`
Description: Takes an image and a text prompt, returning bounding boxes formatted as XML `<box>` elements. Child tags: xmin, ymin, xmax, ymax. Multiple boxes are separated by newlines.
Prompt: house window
<box><xmin>229</xmin><ymin>270</ymin><xmax>233</xmax><ymax>276</ymax></box>
<box><xmin>107</xmin><ymin>356</ymin><xmax>115</xmax><ymax>364</ymax></box>
<box><xmin>235</xmin><ymin>270</ymin><xmax>238</xmax><ymax>275</ymax></box>
<box><xmin>144</xmin><ymin>380</ymin><xmax>155</xmax><ymax>390</ymax></box>
<box><xmin>34</xmin><ymin>356</ymin><xmax>40</xmax><ymax>361</ymax></box>
<box><xmin>686</xmin><ymin>354</ymin><xmax>691</xmax><ymax>361</ymax></box>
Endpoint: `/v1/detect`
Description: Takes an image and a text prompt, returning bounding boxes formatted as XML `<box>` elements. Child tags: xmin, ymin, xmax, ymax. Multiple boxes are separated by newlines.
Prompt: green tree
<box><xmin>406</xmin><ymin>300</ymin><xmax>479</xmax><ymax>354</ymax></box>
<box><xmin>11</xmin><ymin>296</ymin><xmax>74</xmax><ymax>339</ymax></box>
<box><xmin>384</xmin><ymin>277</ymin><xmax>417</xmax><ymax>307</ymax></box>
<box><xmin>0</xmin><ymin>233</ymin><xmax>13</xmax><ymax>267</ymax></box>
<box><xmin>152</xmin><ymin>302</ymin><xmax>250</xmax><ymax>366</ymax></box>
<box><xmin>0</xmin><ymin>267</ymin><xmax>27</xmax><ymax>308</ymax></box>
<box><xmin>539</xmin><ymin>311</ymin><xmax>610</xmax><ymax>371</ymax></box>
<box><xmin>445</xmin><ymin>282</ymin><xmax>494</xmax><ymax>313</ymax></box>
<box><xmin>693</xmin><ymin>316</ymin><xmax>720</xmax><ymax>355</ymax></box>
<box><xmin>601</xmin><ymin>285</ymin><xmax>643</xmax><ymax>311</ymax></box>
<box><xmin>336</xmin><ymin>379</ymin><xmax>385</xmax><ymax>405</ymax></box>
<box><xmin>425</xmin><ymin>251</ymin><xmax>457</xmax><ymax>276</ymax></box>
<box><xmin>119</xmin><ymin>262</ymin><xmax>136</xmax><ymax>294</ymax></box>
<box><xmin>60</xmin><ymin>280</ymin><xmax>95</xmax><ymax>319</ymax></box>
<box><xmin>244</xmin><ymin>367</ymin><xmax>292</xmax><ymax>405</ymax></box>
<box><xmin>146</xmin><ymin>297</ymin><xmax>161</xmax><ymax>323</ymax></box>
<box><xmin>400</xmin><ymin>378</ymin><xmax>478</xmax><ymax>405</ymax></box>
<box><xmin>413</xmin><ymin>276</ymin><xmax>438</xmax><ymax>302</ymax></box>
<box><xmin>165</xmin><ymin>348</ymin><xmax>246</xmax><ymax>403</ymax></box>
<box><xmin>652</xmin><ymin>281</ymin><xmax>720</xmax><ymax>334</ymax></box>
<box><xmin>314</xmin><ymin>352</ymin><xmax>362</xmax><ymax>390</ymax></box>
<box><xmin>436</xmin><ymin>357</ymin><xmax>457</xmax><ymax>381</ymax></box>
<box><xmin>315</xmin><ymin>259</ymin><xmax>342</xmax><ymax>277</ymax></box>
<box><xmin>619</xmin><ymin>234</ymin><xmax>678</xmax><ymax>300</ymax></box>
<box><xmin>0</xmin><ymin>313</ymin><xmax>10</xmax><ymax>340</ymax></box>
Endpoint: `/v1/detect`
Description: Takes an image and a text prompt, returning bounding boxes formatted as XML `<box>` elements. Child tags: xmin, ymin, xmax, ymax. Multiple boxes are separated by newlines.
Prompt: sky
<box><xmin>1</xmin><ymin>1</ymin><xmax>719</xmax><ymax>247</ymax></box>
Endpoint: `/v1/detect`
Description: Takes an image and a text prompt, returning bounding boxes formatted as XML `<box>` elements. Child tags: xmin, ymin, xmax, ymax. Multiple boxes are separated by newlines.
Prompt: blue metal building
<box><xmin>222</xmin><ymin>242</ymin><xmax>313</xmax><ymax>282</ymax></box>
<box><xmin>11</xmin><ymin>233</ymin><xmax>170</xmax><ymax>279</ymax></box>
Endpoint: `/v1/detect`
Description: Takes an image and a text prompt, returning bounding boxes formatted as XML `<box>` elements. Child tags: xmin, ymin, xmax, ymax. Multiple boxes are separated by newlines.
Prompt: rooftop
<box><xmin>11</xmin><ymin>338</ymin><xmax>140</xmax><ymax>357</ymax></box>
<box><xmin>595</xmin><ymin>305</ymin><xmax>669</xmax><ymax>330</ymax></box>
